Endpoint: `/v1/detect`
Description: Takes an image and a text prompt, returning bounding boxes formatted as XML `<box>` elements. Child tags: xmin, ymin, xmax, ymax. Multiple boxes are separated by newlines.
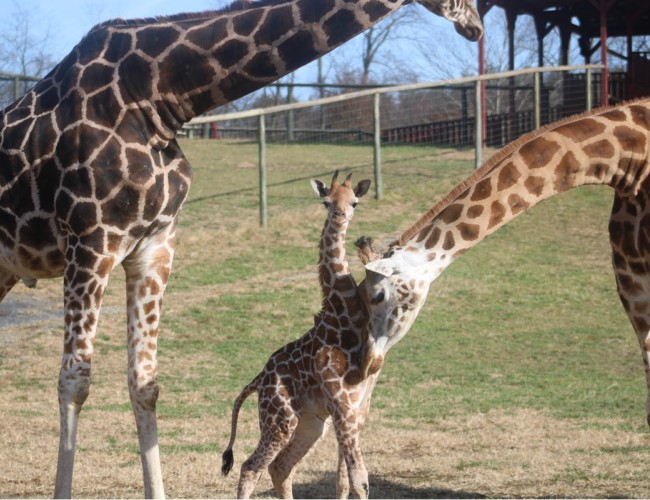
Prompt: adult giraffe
<box><xmin>358</xmin><ymin>98</ymin><xmax>650</xmax><ymax>431</ymax></box>
<box><xmin>0</xmin><ymin>0</ymin><xmax>482</xmax><ymax>498</ymax></box>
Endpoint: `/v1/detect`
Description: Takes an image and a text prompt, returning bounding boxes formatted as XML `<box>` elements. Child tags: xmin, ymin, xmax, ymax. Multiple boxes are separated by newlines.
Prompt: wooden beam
<box><xmin>533</xmin><ymin>14</ymin><xmax>547</xmax><ymax>68</ymax></box>
<box><xmin>506</xmin><ymin>8</ymin><xmax>517</xmax><ymax>72</ymax></box>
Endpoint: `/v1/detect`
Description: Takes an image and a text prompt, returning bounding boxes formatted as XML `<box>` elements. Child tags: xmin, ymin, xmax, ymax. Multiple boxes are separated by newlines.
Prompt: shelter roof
<box><xmin>486</xmin><ymin>0</ymin><xmax>650</xmax><ymax>39</ymax></box>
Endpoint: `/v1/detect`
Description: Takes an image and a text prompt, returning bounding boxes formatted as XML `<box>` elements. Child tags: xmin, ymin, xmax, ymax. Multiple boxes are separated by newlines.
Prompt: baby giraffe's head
<box><xmin>311</xmin><ymin>170</ymin><xmax>371</xmax><ymax>227</ymax></box>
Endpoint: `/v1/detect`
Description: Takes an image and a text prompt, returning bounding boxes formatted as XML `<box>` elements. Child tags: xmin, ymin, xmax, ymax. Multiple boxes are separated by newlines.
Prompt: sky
<box><xmin>1</xmin><ymin>0</ymin><xmax>224</xmax><ymax>64</ymax></box>
<box><xmin>0</xmin><ymin>0</ymin><xmax>479</xmax><ymax>87</ymax></box>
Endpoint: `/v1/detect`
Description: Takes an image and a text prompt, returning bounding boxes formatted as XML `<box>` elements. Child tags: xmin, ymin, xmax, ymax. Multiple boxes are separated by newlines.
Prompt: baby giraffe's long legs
<box><xmin>268</xmin><ymin>415</ymin><xmax>328</xmax><ymax>498</ymax></box>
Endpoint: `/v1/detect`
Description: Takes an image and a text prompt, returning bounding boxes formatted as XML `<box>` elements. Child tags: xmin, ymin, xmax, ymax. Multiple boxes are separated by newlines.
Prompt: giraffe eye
<box><xmin>371</xmin><ymin>290</ymin><xmax>385</xmax><ymax>305</ymax></box>
<box><xmin>323</xmin><ymin>201</ymin><xmax>331</xmax><ymax>208</ymax></box>
<box><xmin>352</xmin><ymin>202</ymin><xmax>358</xmax><ymax>209</ymax></box>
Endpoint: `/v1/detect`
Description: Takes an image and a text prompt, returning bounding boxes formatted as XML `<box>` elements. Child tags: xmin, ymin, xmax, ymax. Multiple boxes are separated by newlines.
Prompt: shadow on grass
<box><xmin>258</xmin><ymin>472</ymin><xmax>485</xmax><ymax>499</ymax></box>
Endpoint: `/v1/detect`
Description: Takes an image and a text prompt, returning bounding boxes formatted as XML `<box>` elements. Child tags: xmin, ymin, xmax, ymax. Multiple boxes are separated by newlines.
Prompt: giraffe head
<box><xmin>416</xmin><ymin>0</ymin><xmax>483</xmax><ymax>42</ymax></box>
<box><xmin>359</xmin><ymin>247</ymin><xmax>435</xmax><ymax>377</ymax></box>
<box><xmin>310</xmin><ymin>171</ymin><xmax>371</xmax><ymax>227</ymax></box>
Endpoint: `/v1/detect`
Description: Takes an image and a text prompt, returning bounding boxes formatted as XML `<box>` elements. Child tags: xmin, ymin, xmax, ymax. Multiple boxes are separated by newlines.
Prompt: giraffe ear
<box><xmin>310</xmin><ymin>178</ymin><xmax>328</xmax><ymax>198</ymax></box>
<box><xmin>354</xmin><ymin>179</ymin><xmax>371</xmax><ymax>198</ymax></box>
<box><xmin>365</xmin><ymin>258</ymin><xmax>399</xmax><ymax>277</ymax></box>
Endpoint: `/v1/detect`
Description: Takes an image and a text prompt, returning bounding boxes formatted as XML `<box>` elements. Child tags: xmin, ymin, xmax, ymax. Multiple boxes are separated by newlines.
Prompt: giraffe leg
<box><xmin>337</xmin><ymin>392</ymin><xmax>373</xmax><ymax>499</ymax></box>
<box><xmin>54</xmin><ymin>237</ymin><xmax>114</xmax><ymax>498</ymax></box>
<box><xmin>238</xmin><ymin>426</ymin><xmax>297</xmax><ymax>499</ymax></box>
<box><xmin>332</xmin><ymin>408</ymin><xmax>368</xmax><ymax>500</ymax></box>
<box><xmin>609</xmin><ymin>193</ymin><xmax>650</xmax><ymax>426</ymax></box>
<box><xmin>336</xmin><ymin>446</ymin><xmax>350</xmax><ymax>499</ymax></box>
<box><xmin>238</xmin><ymin>392</ymin><xmax>299</xmax><ymax>500</ymax></box>
<box><xmin>268</xmin><ymin>414</ymin><xmax>328</xmax><ymax>499</ymax></box>
<box><xmin>122</xmin><ymin>224</ymin><xmax>177</xmax><ymax>499</ymax></box>
<box><xmin>0</xmin><ymin>268</ymin><xmax>18</xmax><ymax>303</ymax></box>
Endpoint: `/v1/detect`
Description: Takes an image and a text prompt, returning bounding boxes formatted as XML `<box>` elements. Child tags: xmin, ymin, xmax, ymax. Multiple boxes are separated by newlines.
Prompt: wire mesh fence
<box><xmin>0</xmin><ymin>65</ymin><xmax>604</xmax><ymax>226</ymax></box>
<box><xmin>184</xmin><ymin>65</ymin><xmax>604</xmax><ymax>225</ymax></box>
<box><xmin>186</xmin><ymin>65</ymin><xmax>603</xmax><ymax>150</ymax></box>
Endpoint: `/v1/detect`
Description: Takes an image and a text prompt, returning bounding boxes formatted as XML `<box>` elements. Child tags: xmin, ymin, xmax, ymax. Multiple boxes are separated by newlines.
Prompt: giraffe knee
<box><xmin>130</xmin><ymin>380</ymin><xmax>160</xmax><ymax>411</ymax></box>
<box><xmin>73</xmin><ymin>379</ymin><xmax>90</xmax><ymax>406</ymax></box>
<box><xmin>58</xmin><ymin>368</ymin><xmax>91</xmax><ymax>408</ymax></box>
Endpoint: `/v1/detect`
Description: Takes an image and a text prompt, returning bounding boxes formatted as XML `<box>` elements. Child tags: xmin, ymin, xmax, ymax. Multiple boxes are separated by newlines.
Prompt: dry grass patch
<box><xmin>1</xmin><ymin>141</ymin><xmax>650</xmax><ymax>497</ymax></box>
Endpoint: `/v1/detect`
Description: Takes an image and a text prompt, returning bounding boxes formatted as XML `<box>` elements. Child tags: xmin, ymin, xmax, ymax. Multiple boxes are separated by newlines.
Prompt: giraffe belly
<box><xmin>0</xmin><ymin>242</ymin><xmax>64</xmax><ymax>279</ymax></box>
<box><xmin>0</xmin><ymin>214</ymin><xmax>65</xmax><ymax>279</ymax></box>
<box><xmin>301</xmin><ymin>388</ymin><xmax>329</xmax><ymax>415</ymax></box>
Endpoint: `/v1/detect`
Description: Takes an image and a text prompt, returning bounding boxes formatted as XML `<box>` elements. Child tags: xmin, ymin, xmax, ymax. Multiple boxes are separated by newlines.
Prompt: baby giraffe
<box><xmin>221</xmin><ymin>171</ymin><xmax>380</xmax><ymax>499</ymax></box>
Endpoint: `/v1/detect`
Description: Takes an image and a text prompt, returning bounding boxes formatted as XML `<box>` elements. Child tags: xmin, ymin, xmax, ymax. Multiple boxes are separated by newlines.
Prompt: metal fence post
<box><xmin>373</xmin><ymin>92</ymin><xmax>382</xmax><ymax>200</ymax></box>
<box><xmin>461</xmin><ymin>87</ymin><xmax>469</xmax><ymax>145</ymax></box>
<box><xmin>258</xmin><ymin>114</ymin><xmax>267</xmax><ymax>228</ymax></box>
<box><xmin>474</xmin><ymin>79</ymin><xmax>482</xmax><ymax>170</ymax></box>
<box><xmin>13</xmin><ymin>76</ymin><xmax>20</xmax><ymax>102</ymax></box>
<box><xmin>286</xmin><ymin>83</ymin><xmax>294</xmax><ymax>142</ymax></box>
<box><xmin>534</xmin><ymin>71</ymin><xmax>541</xmax><ymax>129</ymax></box>
<box><xmin>586</xmin><ymin>67</ymin><xmax>593</xmax><ymax>111</ymax></box>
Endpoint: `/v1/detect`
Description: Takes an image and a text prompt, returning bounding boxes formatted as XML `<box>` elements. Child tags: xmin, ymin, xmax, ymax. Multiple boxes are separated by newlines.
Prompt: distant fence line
<box><xmin>185</xmin><ymin>65</ymin><xmax>604</xmax><ymax>227</ymax></box>
<box><xmin>0</xmin><ymin>71</ymin><xmax>40</xmax><ymax>107</ymax></box>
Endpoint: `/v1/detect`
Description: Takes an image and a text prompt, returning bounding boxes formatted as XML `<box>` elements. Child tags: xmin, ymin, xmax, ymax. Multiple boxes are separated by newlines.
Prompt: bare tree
<box><xmin>328</xmin><ymin>3</ymin><xmax>422</xmax><ymax>85</ymax></box>
<box><xmin>0</xmin><ymin>0</ymin><xmax>55</xmax><ymax>78</ymax></box>
<box><xmin>359</xmin><ymin>9</ymin><xmax>412</xmax><ymax>84</ymax></box>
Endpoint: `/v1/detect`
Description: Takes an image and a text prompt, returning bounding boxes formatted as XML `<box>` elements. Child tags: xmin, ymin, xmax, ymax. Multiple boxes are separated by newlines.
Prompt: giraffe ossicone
<box><xmin>221</xmin><ymin>171</ymin><xmax>381</xmax><ymax>499</ymax></box>
<box><xmin>0</xmin><ymin>0</ymin><xmax>481</xmax><ymax>497</ymax></box>
<box><xmin>359</xmin><ymin>99</ymin><xmax>650</xmax><ymax>430</ymax></box>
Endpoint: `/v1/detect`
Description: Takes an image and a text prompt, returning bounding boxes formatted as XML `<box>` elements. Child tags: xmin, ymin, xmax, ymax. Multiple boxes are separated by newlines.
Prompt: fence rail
<box><xmin>0</xmin><ymin>71</ymin><xmax>40</xmax><ymax>107</ymax></box>
<box><xmin>185</xmin><ymin>64</ymin><xmax>604</xmax><ymax>226</ymax></box>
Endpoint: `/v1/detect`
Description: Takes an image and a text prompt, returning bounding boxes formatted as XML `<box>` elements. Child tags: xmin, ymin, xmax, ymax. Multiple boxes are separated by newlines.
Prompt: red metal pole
<box><xmin>590</xmin><ymin>0</ymin><xmax>615</xmax><ymax>106</ymax></box>
<box><xmin>599</xmin><ymin>2</ymin><xmax>608</xmax><ymax>106</ymax></box>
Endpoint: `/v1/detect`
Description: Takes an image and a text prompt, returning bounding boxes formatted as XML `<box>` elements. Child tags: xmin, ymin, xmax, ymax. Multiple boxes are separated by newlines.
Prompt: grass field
<box><xmin>1</xmin><ymin>139</ymin><xmax>649</xmax><ymax>498</ymax></box>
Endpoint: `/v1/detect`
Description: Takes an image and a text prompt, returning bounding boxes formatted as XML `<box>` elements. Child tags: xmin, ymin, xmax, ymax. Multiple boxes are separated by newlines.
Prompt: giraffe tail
<box><xmin>221</xmin><ymin>377</ymin><xmax>260</xmax><ymax>476</ymax></box>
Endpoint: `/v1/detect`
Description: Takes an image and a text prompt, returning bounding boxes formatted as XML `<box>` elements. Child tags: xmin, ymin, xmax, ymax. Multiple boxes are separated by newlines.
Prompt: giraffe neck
<box><xmin>394</xmin><ymin>101</ymin><xmax>650</xmax><ymax>282</ymax></box>
<box><xmin>317</xmin><ymin>214</ymin><xmax>367</xmax><ymax>367</ymax></box>
<box><xmin>319</xmin><ymin>217</ymin><xmax>359</xmax><ymax>310</ymax></box>
<box><xmin>361</xmin><ymin>100</ymin><xmax>650</xmax><ymax>370</ymax></box>
<box><xmin>70</xmin><ymin>0</ymin><xmax>411</xmax><ymax>140</ymax></box>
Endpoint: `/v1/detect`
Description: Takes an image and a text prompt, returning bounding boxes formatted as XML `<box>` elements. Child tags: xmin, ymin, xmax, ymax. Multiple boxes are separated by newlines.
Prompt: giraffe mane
<box><xmin>89</xmin><ymin>0</ymin><xmax>290</xmax><ymax>32</ymax></box>
<box><xmin>395</xmin><ymin>99</ymin><xmax>635</xmax><ymax>246</ymax></box>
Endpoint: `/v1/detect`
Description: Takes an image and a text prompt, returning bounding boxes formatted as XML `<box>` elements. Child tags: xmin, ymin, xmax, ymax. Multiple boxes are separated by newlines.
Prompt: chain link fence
<box><xmin>0</xmin><ymin>65</ymin><xmax>605</xmax><ymax>227</ymax></box>
<box><xmin>185</xmin><ymin>65</ymin><xmax>604</xmax><ymax>225</ymax></box>
<box><xmin>185</xmin><ymin>65</ymin><xmax>603</xmax><ymax>150</ymax></box>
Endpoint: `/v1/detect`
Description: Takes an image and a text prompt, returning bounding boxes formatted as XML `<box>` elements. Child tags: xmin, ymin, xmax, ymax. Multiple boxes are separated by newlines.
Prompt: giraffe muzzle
<box><xmin>360</xmin><ymin>337</ymin><xmax>385</xmax><ymax>379</ymax></box>
<box><xmin>455</xmin><ymin>22</ymin><xmax>483</xmax><ymax>42</ymax></box>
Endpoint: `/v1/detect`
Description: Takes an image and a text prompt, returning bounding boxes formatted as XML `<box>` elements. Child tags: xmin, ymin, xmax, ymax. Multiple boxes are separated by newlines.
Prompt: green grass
<box><xmin>159</xmin><ymin>139</ymin><xmax>645</xmax><ymax>432</ymax></box>
<box><xmin>1</xmin><ymin>139</ymin><xmax>647</xmax><ymax>497</ymax></box>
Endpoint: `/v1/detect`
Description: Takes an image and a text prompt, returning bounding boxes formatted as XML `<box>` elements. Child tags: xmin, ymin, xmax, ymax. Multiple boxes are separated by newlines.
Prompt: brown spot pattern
<box><xmin>520</xmin><ymin>136</ymin><xmax>561</xmax><ymax>169</ymax></box>
<box><xmin>555</xmin><ymin>118</ymin><xmax>606</xmax><ymax>142</ymax></box>
<box><xmin>613</xmin><ymin>125</ymin><xmax>646</xmax><ymax>156</ymax></box>
<box><xmin>583</xmin><ymin>138</ymin><xmax>615</xmax><ymax>159</ymax></box>
<box><xmin>497</xmin><ymin>161</ymin><xmax>521</xmax><ymax>191</ymax></box>
<box><xmin>553</xmin><ymin>151</ymin><xmax>581</xmax><ymax>192</ymax></box>
<box><xmin>488</xmin><ymin>200</ymin><xmax>506</xmax><ymax>229</ymax></box>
